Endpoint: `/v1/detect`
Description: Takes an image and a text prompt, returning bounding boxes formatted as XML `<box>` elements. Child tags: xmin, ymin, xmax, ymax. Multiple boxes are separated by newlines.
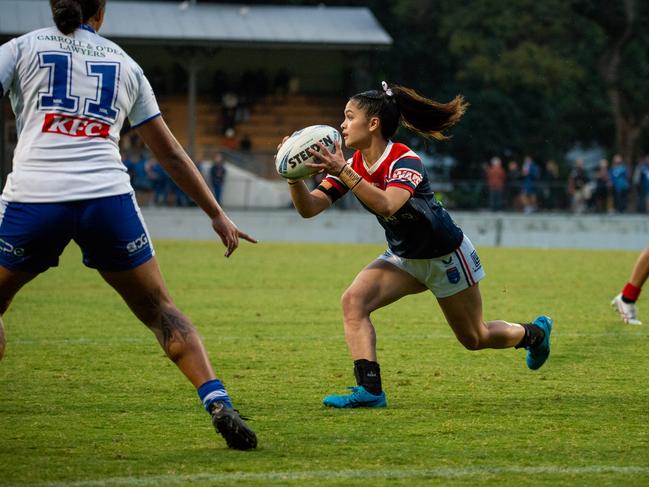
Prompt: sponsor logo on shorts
<box><xmin>470</xmin><ymin>250</ymin><xmax>482</xmax><ymax>271</ymax></box>
<box><xmin>0</xmin><ymin>238</ymin><xmax>25</xmax><ymax>257</ymax></box>
<box><xmin>446</xmin><ymin>266</ymin><xmax>460</xmax><ymax>284</ymax></box>
<box><xmin>391</xmin><ymin>168</ymin><xmax>422</xmax><ymax>187</ymax></box>
<box><xmin>42</xmin><ymin>113</ymin><xmax>110</xmax><ymax>138</ymax></box>
<box><xmin>127</xmin><ymin>233</ymin><xmax>149</xmax><ymax>254</ymax></box>
<box><xmin>442</xmin><ymin>257</ymin><xmax>453</xmax><ymax>266</ymax></box>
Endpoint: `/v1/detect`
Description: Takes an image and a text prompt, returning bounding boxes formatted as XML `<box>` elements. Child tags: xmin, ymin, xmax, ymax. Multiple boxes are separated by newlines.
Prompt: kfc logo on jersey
<box><xmin>391</xmin><ymin>168</ymin><xmax>422</xmax><ymax>187</ymax></box>
<box><xmin>42</xmin><ymin>113</ymin><xmax>110</xmax><ymax>138</ymax></box>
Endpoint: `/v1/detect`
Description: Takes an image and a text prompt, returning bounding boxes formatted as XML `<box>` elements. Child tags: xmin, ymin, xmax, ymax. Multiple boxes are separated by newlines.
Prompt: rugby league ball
<box><xmin>275</xmin><ymin>125</ymin><xmax>342</xmax><ymax>180</ymax></box>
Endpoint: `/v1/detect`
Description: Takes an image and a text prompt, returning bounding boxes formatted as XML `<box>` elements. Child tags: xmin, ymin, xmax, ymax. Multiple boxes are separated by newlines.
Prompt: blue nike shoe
<box><xmin>526</xmin><ymin>315</ymin><xmax>553</xmax><ymax>370</ymax></box>
<box><xmin>322</xmin><ymin>386</ymin><xmax>387</xmax><ymax>408</ymax></box>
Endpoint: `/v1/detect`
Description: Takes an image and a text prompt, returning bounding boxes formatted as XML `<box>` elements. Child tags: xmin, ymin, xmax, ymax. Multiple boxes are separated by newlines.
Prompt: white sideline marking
<box><xmin>16</xmin><ymin>465</ymin><xmax>649</xmax><ymax>487</ymax></box>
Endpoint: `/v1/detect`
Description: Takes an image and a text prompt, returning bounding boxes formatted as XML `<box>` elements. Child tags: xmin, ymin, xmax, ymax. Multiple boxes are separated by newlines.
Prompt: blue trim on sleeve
<box><xmin>392</xmin><ymin>156</ymin><xmax>423</xmax><ymax>170</ymax></box>
<box><xmin>130</xmin><ymin>112</ymin><xmax>161</xmax><ymax>129</ymax></box>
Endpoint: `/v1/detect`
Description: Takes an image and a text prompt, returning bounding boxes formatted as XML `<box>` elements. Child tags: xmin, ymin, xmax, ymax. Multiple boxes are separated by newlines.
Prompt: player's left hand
<box><xmin>211</xmin><ymin>213</ymin><xmax>258</xmax><ymax>257</ymax></box>
<box><xmin>306</xmin><ymin>141</ymin><xmax>346</xmax><ymax>176</ymax></box>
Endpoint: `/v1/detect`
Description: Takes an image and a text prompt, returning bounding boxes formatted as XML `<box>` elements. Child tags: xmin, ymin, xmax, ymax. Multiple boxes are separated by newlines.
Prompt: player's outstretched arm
<box><xmin>136</xmin><ymin>117</ymin><xmax>256</xmax><ymax>256</ymax></box>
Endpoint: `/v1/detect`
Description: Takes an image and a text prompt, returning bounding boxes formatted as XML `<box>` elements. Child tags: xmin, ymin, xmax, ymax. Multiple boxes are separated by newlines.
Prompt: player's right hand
<box><xmin>211</xmin><ymin>213</ymin><xmax>257</xmax><ymax>257</ymax></box>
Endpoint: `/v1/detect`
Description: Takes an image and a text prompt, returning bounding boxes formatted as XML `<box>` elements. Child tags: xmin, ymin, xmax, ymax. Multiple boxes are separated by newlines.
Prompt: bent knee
<box><xmin>456</xmin><ymin>331</ymin><xmax>487</xmax><ymax>351</ymax></box>
<box><xmin>340</xmin><ymin>288</ymin><xmax>370</xmax><ymax>319</ymax></box>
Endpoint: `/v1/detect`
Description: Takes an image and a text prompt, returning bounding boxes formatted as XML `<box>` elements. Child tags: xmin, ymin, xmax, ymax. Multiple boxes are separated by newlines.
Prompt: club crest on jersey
<box><xmin>42</xmin><ymin>113</ymin><xmax>110</xmax><ymax>138</ymax></box>
<box><xmin>446</xmin><ymin>266</ymin><xmax>461</xmax><ymax>284</ymax></box>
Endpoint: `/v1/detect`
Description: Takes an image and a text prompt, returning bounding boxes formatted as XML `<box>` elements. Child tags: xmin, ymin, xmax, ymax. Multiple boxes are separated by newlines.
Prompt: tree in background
<box><xmin>201</xmin><ymin>0</ymin><xmax>649</xmax><ymax>171</ymax></box>
<box><xmin>573</xmin><ymin>0</ymin><xmax>649</xmax><ymax>166</ymax></box>
<box><xmin>388</xmin><ymin>0</ymin><xmax>609</xmax><ymax>171</ymax></box>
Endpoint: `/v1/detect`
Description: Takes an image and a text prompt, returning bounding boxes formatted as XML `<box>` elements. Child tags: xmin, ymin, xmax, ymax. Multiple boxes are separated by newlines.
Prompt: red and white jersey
<box><xmin>319</xmin><ymin>141</ymin><xmax>423</xmax><ymax>198</ymax></box>
<box><xmin>0</xmin><ymin>25</ymin><xmax>160</xmax><ymax>202</ymax></box>
<box><xmin>317</xmin><ymin>141</ymin><xmax>464</xmax><ymax>258</ymax></box>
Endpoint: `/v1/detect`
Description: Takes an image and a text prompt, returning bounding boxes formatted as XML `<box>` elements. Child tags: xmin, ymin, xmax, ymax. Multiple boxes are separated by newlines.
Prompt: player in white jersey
<box><xmin>0</xmin><ymin>0</ymin><xmax>257</xmax><ymax>449</ymax></box>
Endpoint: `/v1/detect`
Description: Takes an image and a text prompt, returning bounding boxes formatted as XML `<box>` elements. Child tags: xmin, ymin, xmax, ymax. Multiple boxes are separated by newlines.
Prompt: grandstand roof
<box><xmin>0</xmin><ymin>0</ymin><xmax>393</xmax><ymax>49</ymax></box>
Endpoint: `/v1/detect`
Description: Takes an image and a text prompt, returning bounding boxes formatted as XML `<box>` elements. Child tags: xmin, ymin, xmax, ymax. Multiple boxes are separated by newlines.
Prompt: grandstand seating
<box><xmin>236</xmin><ymin>95</ymin><xmax>343</xmax><ymax>152</ymax></box>
<box><xmin>157</xmin><ymin>94</ymin><xmax>344</xmax><ymax>159</ymax></box>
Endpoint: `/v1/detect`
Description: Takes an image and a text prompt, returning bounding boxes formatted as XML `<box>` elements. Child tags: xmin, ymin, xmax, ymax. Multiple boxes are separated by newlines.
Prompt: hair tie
<box><xmin>381</xmin><ymin>81</ymin><xmax>394</xmax><ymax>97</ymax></box>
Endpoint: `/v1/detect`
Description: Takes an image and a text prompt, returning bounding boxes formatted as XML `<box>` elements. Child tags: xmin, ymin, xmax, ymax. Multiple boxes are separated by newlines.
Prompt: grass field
<box><xmin>1</xmin><ymin>241</ymin><xmax>648</xmax><ymax>486</ymax></box>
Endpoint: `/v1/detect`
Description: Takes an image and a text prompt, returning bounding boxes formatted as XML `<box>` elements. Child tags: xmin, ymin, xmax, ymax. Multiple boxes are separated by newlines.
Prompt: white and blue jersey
<box><xmin>0</xmin><ymin>24</ymin><xmax>159</xmax><ymax>272</ymax></box>
<box><xmin>0</xmin><ymin>24</ymin><xmax>159</xmax><ymax>202</ymax></box>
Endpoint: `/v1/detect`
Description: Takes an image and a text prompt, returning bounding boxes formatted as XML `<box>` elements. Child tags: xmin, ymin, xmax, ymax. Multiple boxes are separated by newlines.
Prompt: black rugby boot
<box><xmin>210</xmin><ymin>401</ymin><xmax>258</xmax><ymax>450</ymax></box>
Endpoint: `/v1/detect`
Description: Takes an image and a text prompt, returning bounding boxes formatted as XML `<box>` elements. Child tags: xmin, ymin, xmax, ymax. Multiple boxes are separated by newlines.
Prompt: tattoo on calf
<box><xmin>137</xmin><ymin>288</ymin><xmax>194</xmax><ymax>349</ymax></box>
<box><xmin>159</xmin><ymin>309</ymin><xmax>193</xmax><ymax>349</ymax></box>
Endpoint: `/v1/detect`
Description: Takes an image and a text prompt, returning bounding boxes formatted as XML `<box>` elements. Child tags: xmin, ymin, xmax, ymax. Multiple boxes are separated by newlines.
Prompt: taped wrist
<box><xmin>338</xmin><ymin>165</ymin><xmax>362</xmax><ymax>189</ymax></box>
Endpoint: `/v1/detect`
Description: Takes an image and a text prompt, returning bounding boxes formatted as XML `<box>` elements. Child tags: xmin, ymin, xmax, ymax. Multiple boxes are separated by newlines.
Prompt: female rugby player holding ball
<box><xmin>280</xmin><ymin>82</ymin><xmax>552</xmax><ymax>408</ymax></box>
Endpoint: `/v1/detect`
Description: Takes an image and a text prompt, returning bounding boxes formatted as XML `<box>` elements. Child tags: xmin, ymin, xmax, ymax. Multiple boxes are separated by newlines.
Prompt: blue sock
<box><xmin>197</xmin><ymin>379</ymin><xmax>232</xmax><ymax>411</ymax></box>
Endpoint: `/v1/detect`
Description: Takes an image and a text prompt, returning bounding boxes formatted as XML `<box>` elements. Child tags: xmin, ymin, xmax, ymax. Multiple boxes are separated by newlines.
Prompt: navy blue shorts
<box><xmin>0</xmin><ymin>193</ymin><xmax>155</xmax><ymax>273</ymax></box>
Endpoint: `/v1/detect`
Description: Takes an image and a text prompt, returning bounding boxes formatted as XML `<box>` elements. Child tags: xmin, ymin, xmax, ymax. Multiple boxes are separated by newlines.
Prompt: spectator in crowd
<box><xmin>609</xmin><ymin>154</ymin><xmax>630</xmax><ymax>213</ymax></box>
<box><xmin>222</xmin><ymin>128</ymin><xmax>239</xmax><ymax>150</ymax></box>
<box><xmin>210</xmin><ymin>152</ymin><xmax>227</xmax><ymax>204</ymax></box>
<box><xmin>146</xmin><ymin>157</ymin><xmax>170</xmax><ymax>206</ymax></box>
<box><xmin>634</xmin><ymin>155</ymin><xmax>649</xmax><ymax>213</ymax></box>
<box><xmin>593</xmin><ymin>159</ymin><xmax>612</xmax><ymax>213</ymax></box>
<box><xmin>240</xmin><ymin>133</ymin><xmax>252</xmax><ymax>152</ymax></box>
<box><xmin>485</xmin><ymin>157</ymin><xmax>506</xmax><ymax>211</ymax></box>
<box><xmin>506</xmin><ymin>160</ymin><xmax>522</xmax><ymax>210</ymax></box>
<box><xmin>170</xmin><ymin>179</ymin><xmax>190</xmax><ymax>207</ymax></box>
<box><xmin>288</xmin><ymin>75</ymin><xmax>301</xmax><ymax>95</ymax></box>
<box><xmin>221</xmin><ymin>91</ymin><xmax>239</xmax><ymax>133</ymax></box>
<box><xmin>127</xmin><ymin>150</ymin><xmax>153</xmax><ymax>206</ymax></box>
<box><xmin>567</xmin><ymin>158</ymin><xmax>590</xmax><ymax>213</ymax></box>
<box><xmin>541</xmin><ymin>159</ymin><xmax>563</xmax><ymax>211</ymax></box>
<box><xmin>521</xmin><ymin>155</ymin><xmax>540</xmax><ymax>213</ymax></box>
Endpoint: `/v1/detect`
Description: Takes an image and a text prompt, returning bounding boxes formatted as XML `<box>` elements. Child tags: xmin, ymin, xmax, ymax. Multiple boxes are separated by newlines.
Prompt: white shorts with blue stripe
<box><xmin>377</xmin><ymin>234</ymin><xmax>485</xmax><ymax>298</ymax></box>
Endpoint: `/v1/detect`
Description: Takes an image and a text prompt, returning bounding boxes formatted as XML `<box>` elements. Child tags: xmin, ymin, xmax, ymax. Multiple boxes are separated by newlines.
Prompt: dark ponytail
<box><xmin>350</xmin><ymin>82</ymin><xmax>468</xmax><ymax>141</ymax></box>
<box><xmin>50</xmin><ymin>0</ymin><xmax>106</xmax><ymax>35</ymax></box>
